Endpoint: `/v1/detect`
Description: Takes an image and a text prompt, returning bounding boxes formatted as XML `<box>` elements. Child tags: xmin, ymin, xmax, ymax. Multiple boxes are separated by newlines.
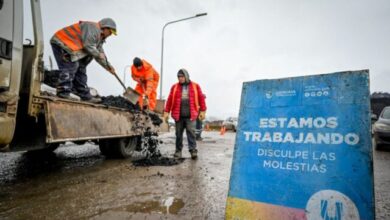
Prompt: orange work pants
<box><xmin>135</xmin><ymin>82</ymin><xmax>157</xmax><ymax>110</ymax></box>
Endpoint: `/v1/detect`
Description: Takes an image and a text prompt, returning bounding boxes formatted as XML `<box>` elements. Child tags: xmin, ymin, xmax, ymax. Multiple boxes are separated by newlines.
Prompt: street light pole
<box><xmin>122</xmin><ymin>64</ymin><xmax>131</xmax><ymax>87</ymax></box>
<box><xmin>160</xmin><ymin>13</ymin><xmax>207</xmax><ymax>100</ymax></box>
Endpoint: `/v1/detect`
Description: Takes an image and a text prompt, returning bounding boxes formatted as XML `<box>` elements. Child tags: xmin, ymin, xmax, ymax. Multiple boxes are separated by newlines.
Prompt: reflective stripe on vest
<box><xmin>55</xmin><ymin>23</ymin><xmax>83</xmax><ymax>51</ymax></box>
<box><xmin>171</xmin><ymin>82</ymin><xmax>199</xmax><ymax>112</ymax></box>
<box><xmin>55</xmin><ymin>22</ymin><xmax>99</xmax><ymax>52</ymax></box>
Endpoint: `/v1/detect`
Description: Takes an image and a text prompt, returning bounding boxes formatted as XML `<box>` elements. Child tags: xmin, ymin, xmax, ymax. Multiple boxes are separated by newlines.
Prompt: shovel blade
<box><xmin>123</xmin><ymin>87</ymin><xmax>140</xmax><ymax>105</ymax></box>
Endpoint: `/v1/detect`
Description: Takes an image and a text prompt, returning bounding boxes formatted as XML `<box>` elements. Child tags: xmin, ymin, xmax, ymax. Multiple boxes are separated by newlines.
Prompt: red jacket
<box><xmin>165</xmin><ymin>81</ymin><xmax>206</xmax><ymax>121</ymax></box>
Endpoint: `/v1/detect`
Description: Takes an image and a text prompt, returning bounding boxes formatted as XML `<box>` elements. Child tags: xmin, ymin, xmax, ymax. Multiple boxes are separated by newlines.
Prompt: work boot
<box><xmin>83</xmin><ymin>97</ymin><xmax>102</xmax><ymax>104</ymax></box>
<box><xmin>190</xmin><ymin>150</ymin><xmax>198</xmax><ymax>160</ymax></box>
<box><xmin>57</xmin><ymin>93</ymin><xmax>79</xmax><ymax>101</ymax></box>
<box><xmin>196</xmin><ymin>136</ymin><xmax>203</xmax><ymax>141</ymax></box>
<box><xmin>173</xmin><ymin>150</ymin><xmax>182</xmax><ymax>158</ymax></box>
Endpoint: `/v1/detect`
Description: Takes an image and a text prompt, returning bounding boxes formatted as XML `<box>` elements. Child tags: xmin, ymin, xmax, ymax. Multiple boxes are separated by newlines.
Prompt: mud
<box><xmin>100</xmin><ymin>95</ymin><xmax>140</xmax><ymax>111</ymax></box>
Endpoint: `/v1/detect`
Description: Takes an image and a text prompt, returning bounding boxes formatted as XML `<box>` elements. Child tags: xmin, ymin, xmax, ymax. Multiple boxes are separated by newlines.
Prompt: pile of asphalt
<box><xmin>100</xmin><ymin>95</ymin><xmax>140</xmax><ymax>111</ymax></box>
<box><xmin>100</xmin><ymin>96</ymin><xmax>173</xmax><ymax>166</ymax></box>
<box><xmin>132</xmin><ymin>131</ymin><xmax>185</xmax><ymax>167</ymax></box>
<box><xmin>100</xmin><ymin>96</ymin><xmax>162</xmax><ymax>126</ymax></box>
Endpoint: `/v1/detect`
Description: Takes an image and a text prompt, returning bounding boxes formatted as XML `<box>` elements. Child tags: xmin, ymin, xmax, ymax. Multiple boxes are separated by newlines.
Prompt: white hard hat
<box><xmin>99</xmin><ymin>18</ymin><xmax>117</xmax><ymax>35</ymax></box>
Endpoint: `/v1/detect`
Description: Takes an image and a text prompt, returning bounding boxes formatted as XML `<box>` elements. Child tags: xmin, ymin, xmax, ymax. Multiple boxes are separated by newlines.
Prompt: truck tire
<box><xmin>99</xmin><ymin>137</ymin><xmax>139</xmax><ymax>158</ymax></box>
<box><xmin>98</xmin><ymin>140</ymin><xmax>114</xmax><ymax>157</ymax></box>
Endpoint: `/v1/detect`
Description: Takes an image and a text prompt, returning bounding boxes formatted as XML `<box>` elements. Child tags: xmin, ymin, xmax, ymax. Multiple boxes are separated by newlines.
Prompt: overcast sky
<box><xmin>24</xmin><ymin>0</ymin><xmax>390</xmax><ymax>119</ymax></box>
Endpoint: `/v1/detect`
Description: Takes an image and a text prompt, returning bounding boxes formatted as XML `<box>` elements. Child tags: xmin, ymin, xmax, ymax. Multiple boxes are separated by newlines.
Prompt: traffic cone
<box><xmin>220</xmin><ymin>126</ymin><xmax>226</xmax><ymax>135</ymax></box>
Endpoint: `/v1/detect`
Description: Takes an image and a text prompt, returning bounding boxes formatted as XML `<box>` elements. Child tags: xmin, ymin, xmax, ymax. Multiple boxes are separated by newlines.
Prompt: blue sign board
<box><xmin>226</xmin><ymin>70</ymin><xmax>374</xmax><ymax>220</ymax></box>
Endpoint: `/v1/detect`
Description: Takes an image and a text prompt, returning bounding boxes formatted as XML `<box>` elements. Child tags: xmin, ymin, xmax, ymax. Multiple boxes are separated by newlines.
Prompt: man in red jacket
<box><xmin>163</xmin><ymin>69</ymin><xmax>207</xmax><ymax>159</ymax></box>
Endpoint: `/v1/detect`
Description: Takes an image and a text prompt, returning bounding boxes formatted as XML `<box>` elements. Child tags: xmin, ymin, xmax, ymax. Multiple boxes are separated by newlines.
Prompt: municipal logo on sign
<box><xmin>306</xmin><ymin>190</ymin><xmax>359</xmax><ymax>220</ymax></box>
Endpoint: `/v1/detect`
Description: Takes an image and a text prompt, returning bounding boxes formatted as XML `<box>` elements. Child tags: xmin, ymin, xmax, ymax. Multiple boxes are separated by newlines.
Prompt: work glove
<box><xmin>163</xmin><ymin>112</ymin><xmax>169</xmax><ymax>123</ymax></box>
<box><xmin>143</xmin><ymin>95</ymin><xmax>149</xmax><ymax>107</ymax></box>
<box><xmin>99</xmin><ymin>53</ymin><xmax>106</xmax><ymax>60</ymax></box>
<box><xmin>198</xmin><ymin>111</ymin><xmax>206</xmax><ymax>121</ymax></box>
<box><xmin>108</xmin><ymin>66</ymin><xmax>116</xmax><ymax>75</ymax></box>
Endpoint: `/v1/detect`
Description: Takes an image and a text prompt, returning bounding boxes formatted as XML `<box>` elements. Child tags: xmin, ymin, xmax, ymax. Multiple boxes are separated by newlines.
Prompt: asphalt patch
<box><xmin>132</xmin><ymin>157</ymin><xmax>185</xmax><ymax>166</ymax></box>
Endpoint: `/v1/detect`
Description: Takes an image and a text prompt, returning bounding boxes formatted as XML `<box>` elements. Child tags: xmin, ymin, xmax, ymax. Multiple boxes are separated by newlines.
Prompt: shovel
<box><xmin>105</xmin><ymin>57</ymin><xmax>140</xmax><ymax>104</ymax></box>
<box><xmin>112</xmin><ymin>72</ymin><xmax>140</xmax><ymax>105</ymax></box>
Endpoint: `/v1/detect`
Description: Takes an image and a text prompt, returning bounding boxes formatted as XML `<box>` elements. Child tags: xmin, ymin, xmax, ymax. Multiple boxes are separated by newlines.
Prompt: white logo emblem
<box><xmin>306</xmin><ymin>190</ymin><xmax>359</xmax><ymax>220</ymax></box>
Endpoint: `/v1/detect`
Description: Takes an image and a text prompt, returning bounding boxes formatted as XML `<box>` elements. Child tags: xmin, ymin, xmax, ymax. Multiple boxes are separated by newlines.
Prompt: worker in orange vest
<box><xmin>50</xmin><ymin>18</ymin><xmax>117</xmax><ymax>103</ymax></box>
<box><xmin>131</xmin><ymin>57</ymin><xmax>160</xmax><ymax>110</ymax></box>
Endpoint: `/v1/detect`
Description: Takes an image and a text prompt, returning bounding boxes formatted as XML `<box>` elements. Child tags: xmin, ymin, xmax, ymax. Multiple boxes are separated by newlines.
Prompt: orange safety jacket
<box><xmin>131</xmin><ymin>60</ymin><xmax>159</xmax><ymax>96</ymax></box>
<box><xmin>54</xmin><ymin>21</ymin><xmax>100</xmax><ymax>52</ymax></box>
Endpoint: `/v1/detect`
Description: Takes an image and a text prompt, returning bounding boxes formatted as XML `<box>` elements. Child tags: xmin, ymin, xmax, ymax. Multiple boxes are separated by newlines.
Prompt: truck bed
<box><xmin>35</xmin><ymin>94</ymin><xmax>159</xmax><ymax>143</ymax></box>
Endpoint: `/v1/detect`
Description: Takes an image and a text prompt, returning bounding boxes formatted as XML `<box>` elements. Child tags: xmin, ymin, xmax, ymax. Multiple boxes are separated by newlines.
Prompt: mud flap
<box><xmin>44</xmin><ymin>101</ymin><xmax>147</xmax><ymax>143</ymax></box>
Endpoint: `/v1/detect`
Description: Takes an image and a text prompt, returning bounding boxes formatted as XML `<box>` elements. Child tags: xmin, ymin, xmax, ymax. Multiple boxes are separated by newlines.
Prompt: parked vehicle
<box><xmin>371</xmin><ymin>111</ymin><xmax>378</xmax><ymax>136</ymax></box>
<box><xmin>223</xmin><ymin>117</ymin><xmax>238</xmax><ymax>132</ymax></box>
<box><xmin>373</xmin><ymin>106</ymin><xmax>390</xmax><ymax>149</ymax></box>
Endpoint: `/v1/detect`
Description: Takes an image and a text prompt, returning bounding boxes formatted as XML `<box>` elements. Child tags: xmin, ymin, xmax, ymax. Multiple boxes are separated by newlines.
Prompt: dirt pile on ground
<box><xmin>100</xmin><ymin>95</ymin><xmax>141</xmax><ymax>111</ymax></box>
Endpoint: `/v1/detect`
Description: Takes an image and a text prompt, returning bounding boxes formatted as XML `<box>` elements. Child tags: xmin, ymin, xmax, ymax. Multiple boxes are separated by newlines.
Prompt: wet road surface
<box><xmin>0</xmin><ymin>132</ymin><xmax>389</xmax><ymax>219</ymax></box>
<box><xmin>0</xmin><ymin>132</ymin><xmax>234</xmax><ymax>220</ymax></box>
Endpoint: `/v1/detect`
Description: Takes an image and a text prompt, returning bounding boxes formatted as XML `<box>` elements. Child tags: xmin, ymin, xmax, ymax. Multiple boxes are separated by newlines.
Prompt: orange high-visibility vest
<box><xmin>54</xmin><ymin>22</ymin><xmax>99</xmax><ymax>52</ymax></box>
<box><xmin>171</xmin><ymin>82</ymin><xmax>200</xmax><ymax>112</ymax></box>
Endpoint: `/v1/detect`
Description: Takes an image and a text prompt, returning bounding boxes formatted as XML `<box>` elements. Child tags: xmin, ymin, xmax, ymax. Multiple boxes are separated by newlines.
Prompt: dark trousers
<box><xmin>175</xmin><ymin>118</ymin><xmax>197</xmax><ymax>152</ymax></box>
<box><xmin>51</xmin><ymin>43</ymin><xmax>92</xmax><ymax>100</ymax></box>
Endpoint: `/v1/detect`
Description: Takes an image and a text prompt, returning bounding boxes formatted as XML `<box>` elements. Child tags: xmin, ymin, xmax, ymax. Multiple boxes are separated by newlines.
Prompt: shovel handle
<box><xmin>104</xmin><ymin>56</ymin><xmax>127</xmax><ymax>91</ymax></box>
<box><xmin>113</xmin><ymin>72</ymin><xmax>127</xmax><ymax>91</ymax></box>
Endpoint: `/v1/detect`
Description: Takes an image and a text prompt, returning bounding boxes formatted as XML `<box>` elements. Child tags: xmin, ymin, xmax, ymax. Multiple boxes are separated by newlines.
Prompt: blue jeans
<box><xmin>175</xmin><ymin>118</ymin><xmax>197</xmax><ymax>152</ymax></box>
<box><xmin>51</xmin><ymin>43</ymin><xmax>92</xmax><ymax>100</ymax></box>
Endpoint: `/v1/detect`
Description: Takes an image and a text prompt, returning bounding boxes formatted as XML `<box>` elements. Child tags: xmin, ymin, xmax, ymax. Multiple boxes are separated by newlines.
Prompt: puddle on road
<box><xmin>123</xmin><ymin>198</ymin><xmax>184</xmax><ymax>214</ymax></box>
<box><xmin>95</xmin><ymin>197</ymin><xmax>185</xmax><ymax>217</ymax></box>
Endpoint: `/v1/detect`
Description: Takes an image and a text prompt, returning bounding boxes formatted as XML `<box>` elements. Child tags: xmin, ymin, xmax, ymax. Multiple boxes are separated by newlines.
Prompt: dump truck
<box><xmin>0</xmin><ymin>0</ymin><xmax>161</xmax><ymax>158</ymax></box>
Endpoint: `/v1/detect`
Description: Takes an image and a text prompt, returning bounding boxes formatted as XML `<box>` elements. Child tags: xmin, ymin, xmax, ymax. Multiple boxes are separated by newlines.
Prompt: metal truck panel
<box><xmin>226</xmin><ymin>70</ymin><xmax>374</xmax><ymax>220</ymax></box>
<box><xmin>0</xmin><ymin>0</ymin><xmax>23</xmax><ymax>147</ymax></box>
<box><xmin>44</xmin><ymin>100</ymin><xmax>153</xmax><ymax>143</ymax></box>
